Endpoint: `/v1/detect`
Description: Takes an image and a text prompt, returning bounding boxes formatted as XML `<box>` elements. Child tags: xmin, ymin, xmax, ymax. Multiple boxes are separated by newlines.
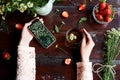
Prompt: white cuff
<box><xmin>16</xmin><ymin>46</ymin><xmax>36</xmax><ymax>80</ymax></box>
<box><xmin>76</xmin><ymin>62</ymin><xmax>93</xmax><ymax>80</ymax></box>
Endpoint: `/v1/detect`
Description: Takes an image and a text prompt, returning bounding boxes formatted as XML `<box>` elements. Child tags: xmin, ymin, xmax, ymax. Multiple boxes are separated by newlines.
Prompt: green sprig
<box><xmin>78</xmin><ymin>17</ymin><xmax>87</xmax><ymax>27</ymax></box>
<box><xmin>103</xmin><ymin>28</ymin><xmax>120</xmax><ymax>80</ymax></box>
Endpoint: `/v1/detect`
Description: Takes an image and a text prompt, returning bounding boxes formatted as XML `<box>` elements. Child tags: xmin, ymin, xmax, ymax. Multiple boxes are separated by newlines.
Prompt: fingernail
<box><xmin>81</xmin><ymin>28</ymin><xmax>85</xmax><ymax>33</ymax></box>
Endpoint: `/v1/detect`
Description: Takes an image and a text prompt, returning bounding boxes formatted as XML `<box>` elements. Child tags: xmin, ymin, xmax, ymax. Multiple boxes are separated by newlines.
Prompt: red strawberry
<box><xmin>64</xmin><ymin>58</ymin><xmax>71</xmax><ymax>65</ymax></box>
<box><xmin>15</xmin><ymin>23</ymin><xmax>23</xmax><ymax>30</ymax></box>
<box><xmin>99</xmin><ymin>1</ymin><xmax>106</xmax><ymax>11</ymax></box>
<box><xmin>62</xmin><ymin>11</ymin><xmax>69</xmax><ymax>18</ymax></box>
<box><xmin>106</xmin><ymin>4</ymin><xmax>111</xmax><ymax>9</ymax></box>
<box><xmin>100</xmin><ymin>8</ymin><xmax>112</xmax><ymax>16</ymax></box>
<box><xmin>95</xmin><ymin>14</ymin><xmax>103</xmax><ymax>21</ymax></box>
<box><xmin>3</xmin><ymin>52</ymin><xmax>11</xmax><ymax>60</ymax></box>
<box><xmin>79</xmin><ymin>4</ymin><xmax>86</xmax><ymax>11</ymax></box>
<box><xmin>104</xmin><ymin>16</ymin><xmax>112</xmax><ymax>22</ymax></box>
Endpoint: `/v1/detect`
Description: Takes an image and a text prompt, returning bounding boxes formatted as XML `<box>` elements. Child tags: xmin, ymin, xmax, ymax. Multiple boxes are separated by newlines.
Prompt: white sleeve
<box><xmin>76</xmin><ymin>62</ymin><xmax>93</xmax><ymax>80</ymax></box>
<box><xmin>16</xmin><ymin>46</ymin><xmax>36</xmax><ymax>80</ymax></box>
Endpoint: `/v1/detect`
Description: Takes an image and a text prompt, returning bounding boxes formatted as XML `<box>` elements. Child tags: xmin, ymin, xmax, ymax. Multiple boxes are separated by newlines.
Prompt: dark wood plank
<box><xmin>0</xmin><ymin>0</ymin><xmax>120</xmax><ymax>80</ymax></box>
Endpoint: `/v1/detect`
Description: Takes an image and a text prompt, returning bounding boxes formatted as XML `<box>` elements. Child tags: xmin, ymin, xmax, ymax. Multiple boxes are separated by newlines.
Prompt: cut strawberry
<box><xmin>79</xmin><ymin>4</ymin><xmax>86</xmax><ymax>11</ymax></box>
<box><xmin>64</xmin><ymin>58</ymin><xmax>71</xmax><ymax>65</ymax></box>
<box><xmin>62</xmin><ymin>11</ymin><xmax>69</xmax><ymax>18</ymax></box>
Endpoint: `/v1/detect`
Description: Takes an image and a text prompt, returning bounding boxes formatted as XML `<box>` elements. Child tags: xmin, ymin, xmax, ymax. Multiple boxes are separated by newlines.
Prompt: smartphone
<box><xmin>28</xmin><ymin>19</ymin><xmax>56</xmax><ymax>48</ymax></box>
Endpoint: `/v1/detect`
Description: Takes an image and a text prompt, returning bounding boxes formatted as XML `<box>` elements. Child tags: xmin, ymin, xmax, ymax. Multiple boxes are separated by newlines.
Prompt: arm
<box><xmin>76</xmin><ymin>28</ymin><xmax>95</xmax><ymax>80</ymax></box>
<box><xmin>16</xmin><ymin>18</ymin><xmax>43</xmax><ymax>80</ymax></box>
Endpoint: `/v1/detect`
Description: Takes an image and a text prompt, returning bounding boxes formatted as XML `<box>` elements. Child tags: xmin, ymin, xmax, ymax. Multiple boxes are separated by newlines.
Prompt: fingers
<box><xmin>82</xmin><ymin>28</ymin><xmax>92</xmax><ymax>42</ymax></box>
<box><xmin>30</xmin><ymin>17</ymin><xmax>39</xmax><ymax>23</ymax></box>
<box><xmin>24</xmin><ymin>17</ymin><xmax>44</xmax><ymax>28</ymax></box>
<box><xmin>82</xmin><ymin>28</ymin><xmax>95</xmax><ymax>47</ymax></box>
<box><xmin>81</xmin><ymin>34</ymin><xmax>86</xmax><ymax>47</ymax></box>
<box><xmin>39</xmin><ymin>18</ymin><xmax>44</xmax><ymax>24</ymax></box>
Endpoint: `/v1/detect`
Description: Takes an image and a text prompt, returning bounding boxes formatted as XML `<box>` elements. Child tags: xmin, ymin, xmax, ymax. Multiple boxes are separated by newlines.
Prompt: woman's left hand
<box><xmin>19</xmin><ymin>17</ymin><xmax>44</xmax><ymax>46</ymax></box>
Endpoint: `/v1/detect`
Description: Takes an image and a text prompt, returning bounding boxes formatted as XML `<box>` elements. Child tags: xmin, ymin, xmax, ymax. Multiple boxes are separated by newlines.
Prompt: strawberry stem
<box><xmin>99</xmin><ymin>0</ymin><xmax>106</xmax><ymax>2</ymax></box>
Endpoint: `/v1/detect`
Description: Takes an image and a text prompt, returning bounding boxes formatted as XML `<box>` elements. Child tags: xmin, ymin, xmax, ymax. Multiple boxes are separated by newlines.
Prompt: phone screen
<box><xmin>28</xmin><ymin>19</ymin><xmax>56</xmax><ymax>48</ymax></box>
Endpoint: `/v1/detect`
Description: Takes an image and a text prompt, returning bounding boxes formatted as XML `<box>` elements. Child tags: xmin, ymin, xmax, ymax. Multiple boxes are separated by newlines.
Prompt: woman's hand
<box><xmin>19</xmin><ymin>17</ymin><xmax>44</xmax><ymax>46</ymax></box>
<box><xmin>80</xmin><ymin>28</ymin><xmax>95</xmax><ymax>62</ymax></box>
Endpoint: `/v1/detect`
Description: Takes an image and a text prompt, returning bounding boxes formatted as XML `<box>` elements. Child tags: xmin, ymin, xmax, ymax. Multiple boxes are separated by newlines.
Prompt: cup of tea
<box><xmin>65</xmin><ymin>28</ymin><xmax>83</xmax><ymax>48</ymax></box>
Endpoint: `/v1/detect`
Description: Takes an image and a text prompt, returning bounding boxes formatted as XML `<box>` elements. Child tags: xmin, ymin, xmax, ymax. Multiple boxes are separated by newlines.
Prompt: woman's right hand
<box><xmin>19</xmin><ymin>17</ymin><xmax>44</xmax><ymax>46</ymax></box>
<box><xmin>80</xmin><ymin>28</ymin><xmax>95</xmax><ymax>62</ymax></box>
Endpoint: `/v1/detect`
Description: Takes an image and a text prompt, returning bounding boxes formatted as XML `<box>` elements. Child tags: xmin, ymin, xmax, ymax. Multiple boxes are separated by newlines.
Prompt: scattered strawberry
<box><xmin>62</xmin><ymin>11</ymin><xmax>69</xmax><ymax>18</ymax></box>
<box><xmin>95</xmin><ymin>14</ymin><xmax>103</xmax><ymax>21</ymax></box>
<box><xmin>3</xmin><ymin>52</ymin><xmax>11</xmax><ymax>60</ymax></box>
<box><xmin>15</xmin><ymin>23</ymin><xmax>23</xmax><ymax>30</ymax></box>
<box><xmin>64</xmin><ymin>58</ymin><xmax>71</xmax><ymax>65</ymax></box>
<box><xmin>99</xmin><ymin>1</ymin><xmax>106</xmax><ymax>11</ymax></box>
<box><xmin>104</xmin><ymin>16</ymin><xmax>112</xmax><ymax>22</ymax></box>
<box><xmin>79</xmin><ymin>4</ymin><xmax>86</xmax><ymax>11</ymax></box>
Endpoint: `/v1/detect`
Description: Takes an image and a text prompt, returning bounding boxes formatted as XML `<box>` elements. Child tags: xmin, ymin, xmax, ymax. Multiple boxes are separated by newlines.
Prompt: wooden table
<box><xmin>0</xmin><ymin>0</ymin><xmax>120</xmax><ymax>80</ymax></box>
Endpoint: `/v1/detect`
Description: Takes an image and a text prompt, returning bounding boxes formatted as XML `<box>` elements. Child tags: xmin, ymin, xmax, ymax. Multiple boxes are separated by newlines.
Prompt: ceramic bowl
<box><xmin>92</xmin><ymin>4</ymin><xmax>115</xmax><ymax>24</ymax></box>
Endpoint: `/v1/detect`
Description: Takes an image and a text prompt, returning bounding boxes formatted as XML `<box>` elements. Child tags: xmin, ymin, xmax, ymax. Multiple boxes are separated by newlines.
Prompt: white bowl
<box><xmin>92</xmin><ymin>4</ymin><xmax>115</xmax><ymax>24</ymax></box>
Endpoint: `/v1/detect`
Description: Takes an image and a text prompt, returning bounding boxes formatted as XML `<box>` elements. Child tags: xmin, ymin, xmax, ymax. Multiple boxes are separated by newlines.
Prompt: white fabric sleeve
<box><xmin>16</xmin><ymin>46</ymin><xmax>36</xmax><ymax>80</ymax></box>
<box><xmin>76</xmin><ymin>62</ymin><xmax>93</xmax><ymax>80</ymax></box>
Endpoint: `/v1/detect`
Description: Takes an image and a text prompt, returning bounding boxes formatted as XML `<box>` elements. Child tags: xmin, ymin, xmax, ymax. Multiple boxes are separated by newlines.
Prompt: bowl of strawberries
<box><xmin>93</xmin><ymin>0</ymin><xmax>115</xmax><ymax>24</ymax></box>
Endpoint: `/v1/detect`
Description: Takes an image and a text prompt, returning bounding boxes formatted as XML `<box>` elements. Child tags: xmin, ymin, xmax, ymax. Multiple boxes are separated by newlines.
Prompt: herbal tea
<box><xmin>66</xmin><ymin>28</ymin><xmax>83</xmax><ymax>45</ymax></box>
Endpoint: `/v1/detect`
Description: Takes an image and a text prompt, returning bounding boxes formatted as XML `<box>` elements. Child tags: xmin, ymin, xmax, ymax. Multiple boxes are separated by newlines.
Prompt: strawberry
<box><xmin>95</xmin><ymin>14</ymin><xmax>103</xmax><ymax>21</ymax></box>
<box><xmin>79</xmin><ymin>4</ymin><xmax>86</xmax><ymax>11</ymax></box>
<box><xmin>99</xmin><ymin>1</ymin><xmax>106</xmax><ymax>11</ymax></box>
<box><xmin>104</xmin><ymin>16</ymin><xmax>112</xmax><ymax>22</ymax></box>
<box><xmin>62</xmin><ymin>11</ymin><xmax>69</xmax><ymax>18</ymax></box>
<box><xmin>3</xmin><ymin>52</ymin><xmax>11</xmax><ymax>60</ymax></box>
<box><xmin>15</xmin><ymin>23</ymin><xmax>23</xmax><ymax>30</ymax></box>
<box><xmin>100</xmin><ymin>8</ymin><xmax>112</xmax><ymax>16</ymax></box>
<box><xmin>106</xmin><ymin>4</ymin><xmax>111</xmax><ymax>9</ymax></box>
<box><xmin>64</xmin><ymin>58</ymin><xmax>71</xmax><ymax>65</ymax></box>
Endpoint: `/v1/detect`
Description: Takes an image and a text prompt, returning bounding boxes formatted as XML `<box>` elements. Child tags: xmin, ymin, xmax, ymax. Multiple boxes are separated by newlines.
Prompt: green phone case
<box><xmin>28</xmin><ymin>19</ymin><xmax>56</xmax><ymax>48</ymax></box>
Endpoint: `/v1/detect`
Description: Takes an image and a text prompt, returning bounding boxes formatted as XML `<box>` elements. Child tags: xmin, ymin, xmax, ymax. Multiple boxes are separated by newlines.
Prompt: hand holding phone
<box><xmin>28</xmin><ymin>19</ymin><xmax>56</xmax><ymax>48</ymax></box>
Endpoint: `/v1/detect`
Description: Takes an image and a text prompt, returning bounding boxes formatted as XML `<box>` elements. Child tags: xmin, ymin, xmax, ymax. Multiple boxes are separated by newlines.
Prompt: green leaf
<box><xmin>78</xmin><ymin>17</ymin><xmax>87</xmax><ymax>26</ymax></box>
<box><xmin>54</xmin><ymin>25</ymin><xmax>59</xmax><ymax>33</ymax></box>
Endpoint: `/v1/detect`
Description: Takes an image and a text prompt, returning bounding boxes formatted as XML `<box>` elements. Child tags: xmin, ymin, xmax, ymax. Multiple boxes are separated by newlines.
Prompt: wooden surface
<box><xmin>0</xmin><ymin>0</ymin><xmax>120</xmax><ymax>80</ymax></box>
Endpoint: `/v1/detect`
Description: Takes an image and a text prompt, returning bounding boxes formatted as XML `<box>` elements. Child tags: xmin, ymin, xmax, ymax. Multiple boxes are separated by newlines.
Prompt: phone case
<box><xmin>28</xmin><ymin>19</ymin><xmax>56</xmax><ymax>48</ymax></box>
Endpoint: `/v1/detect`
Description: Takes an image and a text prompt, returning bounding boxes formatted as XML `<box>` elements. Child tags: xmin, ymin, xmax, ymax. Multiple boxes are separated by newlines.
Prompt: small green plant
<box><xmin>54</xmin><ymin>21</ymin><xmax>65</xmax><ymax>33</ymax></box>
<box><xmin>103</xmin><ymin>28</ymin><xmax>120</xmax><ymax>80</ymax></box>
<box><xmin>0</xmin><ymin>0</ymin><xmax>61</xmax><ymax>20</ymax></box>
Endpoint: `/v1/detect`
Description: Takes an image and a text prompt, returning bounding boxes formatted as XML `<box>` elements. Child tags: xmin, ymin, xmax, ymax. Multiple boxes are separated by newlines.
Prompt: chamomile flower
<box><xmin>27</xmin><ymin>2</ymin><xmax>34</xmax><ymax>8</ymax></box>
<box><xmin>13</xmin><ymin>2</ymin><xmax>19</xmax><ymax>7</ymax></box>
<box><xmin>34</xmin><ymin>13</ymin><xmax>37</xmax><ymax>17</ymax></box>
<box><xmin>0</xmin><ymin>5</ymin><xmax>5</xmax><ymax>15</ymax></box>
<box><xmin>2</xmin><ymin>16</ymin><xmax>5</xmax><ymax>20</ymax></box>
<box><xmin>69</xmin><ymin>33</ymin><xmax>77</xmax><ymax>41</ymax></box>
<box><xmin>18</xmin><ymin>3</ymin><xmax>27</xmax><ymax>13</ymax></box>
